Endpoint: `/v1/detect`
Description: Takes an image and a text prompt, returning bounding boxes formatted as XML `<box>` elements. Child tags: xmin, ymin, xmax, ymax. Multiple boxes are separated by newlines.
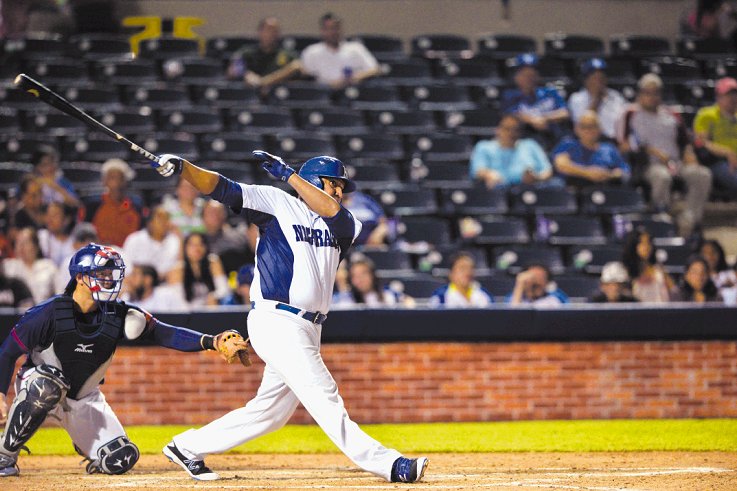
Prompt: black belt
<box><xmin>252</xmin><ymin>301</ymin><xmax>327</xmax><ymax>324</ymax></box>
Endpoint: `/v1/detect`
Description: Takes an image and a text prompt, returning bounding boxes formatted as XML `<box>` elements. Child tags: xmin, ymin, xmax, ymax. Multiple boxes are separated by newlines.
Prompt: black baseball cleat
<box><xmin>390</xmin><ymin>456</ymin><xmax>429</xmax><ymax>483</ymax></box>
<box><xmin>163</xmin><ymin>441</ymin><xmax>219</xmax><ymax>481</ymax></box>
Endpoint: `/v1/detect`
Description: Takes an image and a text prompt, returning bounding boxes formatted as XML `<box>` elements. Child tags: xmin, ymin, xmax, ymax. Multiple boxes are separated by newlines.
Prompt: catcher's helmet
<box><xmin>68</xmin><ymin>243</ymin><xmax>126</xmax><ymax>302</ymax></box>
<box><xmin>297</xmin><ymin>156</ymin><xmax>356</xmax><ymax>193</ymax></box>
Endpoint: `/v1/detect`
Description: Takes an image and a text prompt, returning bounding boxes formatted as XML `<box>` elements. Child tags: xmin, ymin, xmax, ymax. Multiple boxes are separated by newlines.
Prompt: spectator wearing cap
<box><xmin>568</xmin><ymin>58</ymin><xmax>626</xmax><ymax>140</ymax></box>
<box><xmin>552</xmin><ymin>110</ymin><xmax>631</xmax><ymax>187</ymax></box>
<box><xmin>82</xmin><ymin>158</ymin><xmax>145</xmax><ymax>246</ymax></box>
<box><xmin>617</xmin><ymin>73</ymin><xmax>712</xmax><ymax>237</ymax></box>
<box><xmin>693</xmin><ymin>77</ymin><xmax>737</xmax><ymax>199</ymax></box>
<box><xmin>589</xmin><ymin>261</ymin><xmax>638</xmax><ymax>303</ymax></box>
<box><xmin>500</xmin><ymin>53</ymin><xmax>571</xmax><ymax>149</ymax></box>
<box><xmin>470</xmin><ymin>114</ymin><xmax>561</xmax><ymax>189</ymax></box>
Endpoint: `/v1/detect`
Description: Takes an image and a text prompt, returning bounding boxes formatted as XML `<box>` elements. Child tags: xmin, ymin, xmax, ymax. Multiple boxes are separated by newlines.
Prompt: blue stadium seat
<box><xmin>337</xmin><ymin>134</ymin><xmax>406</xmax><ymax>161</ymax></box>
<box><xmin>199</xmin><ymin>134</ymin><xmax>264</xmax><ymax>161</ymax></box>
<box><xmin>609</xmin><ymin>34</ymin><xmax>671</xmax><ymax>58</ymax></box>
<box><xmin>435</xmin><ymin>58</ymin><xmax>504</xmax><ymax>86</ymax></box>
<box><xmin>411</xmin><ymin>34</ymin><xmax>473</xmax><ymax>59</ymax></box>
<box><xmin>567</xmin><ymin>244</ymin><xmax>623</xmax><ymax>274</ymax></box>
<box><xmin>580</xmin><ymin>186</ymin><xmax>648</xmax><ymax>216</ymax></box>
<box><xmin>509</xmin><ymin>186</ymin><xmax>578</xmax><ymax>216</ymax></box>
<box><xmin>477</xmin><ymin>34</ymin><xmax>537</xmax><ymax>60</ymax></box>
<box><xmin>138</xmin><ymin>135</ymin><xmax>199</xmax><ymax>162</ymax></box>
<box><xmin>340</xmin><ymin>85</ymin><xmax>407</xmax><ymax>111</ymax></box>
<box><xmin>124</xmin><ymin>86</ymin><xmax>191</xmax><ymax>110</ymax></box>
<box><xmin>553</xmin><ymin>274</ymin><xmax>599</xmax><ymax>301</ymax></box>
<box><xmin>354</xmin><ymin>249</ymin><xmax>414</xmax><ymax>278</ymax></box>
<box><xmin>61</xmin><ymin>136</ymin><xmax>128</xmax><ymax>162</ymax></box>
<box><xmin>349</xmin><ymin>34</ymin><xmax>405</xmax><ymax>61</ymax></box>
<box><xmin>190</xmin><ymin>84</ymin><xmax>260</xmax><ymax>109</ymax></box>
<box><xmin>405</xmin><ymin>84</ymin><xmax>477</xmax><ymax>111</ymax></box>
<box><xmin>375</xmin><ymin>187</ymin><xmax>439</xmax><ymax>216</ymax></box>
<box><xmin>376</xmin><ymin>58</ymin><xmax>434</xmax><ymax>86</ymax></box>
<box><xmin>161</xmin><ymin>57</ymin><xmax>223</xmax><ymax>84</ymax></box>
<box><xmin>478</xmin><ymin>274</ymin><xmax>516</xmax><ymax>300</ymax></box>
<box><xmin>397</xmin><ymin>216</ymin><xmax>453</xmax><ymax>246</ymax></box>
<box><xmin>226</xmin><ymin>106</ymin><xmax>295</xmax><ymax>134</ymax></box>
<box><xmin>63</xmin><ymin>86</ymin><xmax>121</xmax><ymax>112</ymax></box>
<box><xmin>439</xmin><ymin>186</ymin><xmax>509</xmax><ymax>216</ymax></box>
<box><xmin>408</xmin><ymin>134</ymin><xmax>473</xmax><ymax>162</ymax></box>
<box><xmin>409</xmin><ymin>161</ymin><xmax>473</xmax><ymax>190</ymax></box>
<box><xmin>138</xmin><ymin>36</ymin><xmax>199</xmax><ymax>60</ymax></box>
<box><xmin>654</xmin><ymin>244</ymin><xmax>692</xmax><ymax>274</ymax></box>
<box><xmin>268</xmin><ymin>82</ymin><xmax>332</xmax><ymax>108</ymax></box>
<box><xmin>468</xmin><ymin>216</ymin><xmax>531</xmax><ymax>246</ymax></box>
<box><xmin>368</xmin><ymin>109</ymin><xmax>436</xmax><ymax>135</ymax></box>
<box><xmin>71</xmin><ymin>33</ymin><xmax>132</xmax><ymax>61</ymax></box>
<box><xmin>273</xmin><ymin>133</ymin><xmax>336</xmax><ymax>162</ymax></box>
<box><xmin>443</xmin><ymin>108</ymin><xmax>502</xmax><ymax>137</ymax></box>
<box><xmin>393</xmin><ymin>274</ymin><xmax>446</xmax><ymax>299</ymax></box>
<box><xmin>297</xmin><ymin>107</ymin><xmax>368</xmax><ymax>136</ymax></box>
<box><xmin>345</xmin><ymin>162</ymin><xmax>403</xmax><ymax>191</ymax></box>
<box><xmin>492</xmin><ymin>244</ymin><xmax>565</xmax><ymax>274</ymax></box>
<box><xmin>544</xmin><ymin>33</ymin><xmax>605</xmax><ymax>59</ymax></box>
<box><xmin>157</xmin><ymin>109</ymin><xmax>224</xmax><ymax>134</ymax></box>
<box><xmin>98</xmin><ymin>109</ymin><xmax>156</xmax><ymax>135</ymax></box>
<box><xmin>537</xmin><ymin>215</ymin><xmax>607</xmax><ymax>246</ymax></box>
<box><xmin>91</xmin><ymin>58</ymin><xmax>158</xmax><ymax>85</ymax></box>
<box><xmin>23</xmin><ymin>111</ymin><xmax>87</xmax><ymax>137</ymax></box>
<box><xmin>206</xmin><ymin>36</ymin><xmax>258</xmax><ymax>60</ymax></box>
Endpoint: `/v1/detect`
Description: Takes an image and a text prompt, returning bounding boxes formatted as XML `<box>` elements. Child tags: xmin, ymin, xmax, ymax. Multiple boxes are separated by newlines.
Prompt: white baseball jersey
<box><xmin>237</xmin><ymin>184</ymin><xmax>362</xmax><ymax>314</ymax></box>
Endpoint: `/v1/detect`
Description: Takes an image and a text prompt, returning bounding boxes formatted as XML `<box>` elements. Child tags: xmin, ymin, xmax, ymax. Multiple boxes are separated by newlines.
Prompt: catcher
<box><xmin>0</xmin><ymin>243</ymin><xmax>250</xmax><ymax>477</ymax></box>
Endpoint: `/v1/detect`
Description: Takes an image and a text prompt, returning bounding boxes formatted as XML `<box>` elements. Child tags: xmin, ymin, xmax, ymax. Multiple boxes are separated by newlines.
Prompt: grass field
<box><xmin>27</xmin><ymin>418</ymin><xmax>737</xmax><ymax>455</ymax></box>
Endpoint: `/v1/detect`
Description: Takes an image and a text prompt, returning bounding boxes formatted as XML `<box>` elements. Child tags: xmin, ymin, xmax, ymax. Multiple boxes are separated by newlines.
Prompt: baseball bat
<box><xmin>13</xmin><ymin>73</ymin><xmax>160</xmax><ymax>164</ymax></box>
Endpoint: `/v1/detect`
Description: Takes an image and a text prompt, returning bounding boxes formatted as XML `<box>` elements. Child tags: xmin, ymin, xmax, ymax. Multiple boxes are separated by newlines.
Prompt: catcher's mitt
<box><xmin>213</xmin><ymin>330</ymin><xmax>251</xmax><ymax>367</ymax></box>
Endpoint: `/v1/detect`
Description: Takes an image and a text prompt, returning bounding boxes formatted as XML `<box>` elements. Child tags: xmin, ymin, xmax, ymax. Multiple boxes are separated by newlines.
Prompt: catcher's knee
<box><xmin>2</xmin><ymin>364</ymin><xmax>69</xmax><ymax>453</ymax></box>
<box><xmin>87</xmin><ymin>437</ymin><xmax>139</xmax><ymax>475</ymax></box>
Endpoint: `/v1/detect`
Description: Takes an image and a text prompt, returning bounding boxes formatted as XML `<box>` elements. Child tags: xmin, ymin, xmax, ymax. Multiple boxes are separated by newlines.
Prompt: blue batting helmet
<box><xmin>68</xmin><ymin>243</ymin><xmax>126</xmax><ymax>302</ymax></box>
<box><xmin>297</xmin><ymin>156</ymin><xmax>356</xmax><ymax>193</ymax></box>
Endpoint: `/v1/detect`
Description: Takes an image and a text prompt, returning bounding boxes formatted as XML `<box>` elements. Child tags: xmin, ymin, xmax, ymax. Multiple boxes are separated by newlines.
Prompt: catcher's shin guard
<box><xmin>1</xmin><ymin>365</ymin><xmax>69</xmax><ymax>454</ymax></box>
<box><xmin>85</xmin><ymin>437</ymin><xmax>139</xmax><ymax>475</ymax></box>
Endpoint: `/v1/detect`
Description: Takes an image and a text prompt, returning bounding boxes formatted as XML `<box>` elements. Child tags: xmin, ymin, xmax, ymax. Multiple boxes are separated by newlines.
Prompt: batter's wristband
<box><xmin>201</xmin><ymin>335</ymin><xmax>215</xmax><ymax>351</ymax></box>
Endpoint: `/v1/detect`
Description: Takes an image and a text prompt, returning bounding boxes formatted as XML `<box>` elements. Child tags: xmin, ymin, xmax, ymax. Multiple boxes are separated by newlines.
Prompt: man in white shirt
<box><xmin>300</xmin><ymin>12</ymin><xmax>380</xmax><ymax>89</ymax></box>
<box><xmin>122</xmin><ymin>205</ymin><xmax>181</xmax><ymax>280</ymax></box>
<box><xmin>568</xmin><ymin>58</ymin><xmax>626</xmax><ymax>140</ymax></box>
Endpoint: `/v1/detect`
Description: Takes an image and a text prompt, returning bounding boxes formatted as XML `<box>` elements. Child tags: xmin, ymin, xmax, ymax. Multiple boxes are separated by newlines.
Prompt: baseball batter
<box><xmin>0</xmin><ymin>244</ymin><xmax>249</xmax><ymax>477</ymax></box>
<box><xmin>155</xmin><ymin>151</ymin><xmax>428</xmax><ymax>483</ymax></box>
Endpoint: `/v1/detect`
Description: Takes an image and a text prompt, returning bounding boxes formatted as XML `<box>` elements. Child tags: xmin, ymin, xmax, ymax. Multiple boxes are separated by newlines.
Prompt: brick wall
<box><xmin>10</xmin><ymin>341</ymin><xmax>737</xmax><ymax>425</ymax></box>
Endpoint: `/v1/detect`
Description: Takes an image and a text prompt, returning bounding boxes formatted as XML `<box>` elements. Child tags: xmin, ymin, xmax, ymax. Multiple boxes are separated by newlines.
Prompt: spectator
<box><xmin>333</xmin><ymin>257</ymin><xmax>410</xmax><ymax>307</ymax></box>
<box><xmin>53</xmin><ymin>221</ymin><xmax>98</xmax><ymax>293</ymax></box>
<box><xmin>37</xmin><ymin>201</ymin><xmax>75</xmax><ymax>268</ymax></box>
<box><xmin>299</xmin><ymin>12</ymin><xmax>381</xmax><ymax>89</ymax></box>
<box><xmin>168</xmin><ymin>232</ymin><xmax>230</xmax><ymax>307</ymax></box>
<box><xmin>622</xmin><ymin>227</ymin><xmax>677</xmax><ymax>303</ymax></box>
<box><xmin>588</xmin><ymin>261</ymin><xmax>638</xmax><ymax>303</ymax></box>
<box><xmin>429</xmin><ymin>252</ymin><xmax>493</xmax><ymax>307</ymax></box>
<box><xmin>0</xmin><ymin>0</ymin><xmax>30</xmax><ymax>39</ymax></box>
<box><xmin>698</xmin><ymin>238</ymin><xmax>737</xmax><ymax>304</ymax></box>
<box><xmin>83</xmin><ymin>158</ymin><xmax>144</xmax><ymax>247</ymax></box>
<box><xmin>340</xmin><ymin>191</ymin><xmax>389</xmax><ymax>246</ymax></box>
<box><xmin>0</xmin><ymin>248</ymin><xmax>33</xmax><ymax>309</ymax></box>
<box><xmin>227</xmin><ymin>16</ymin><xmax>300</xmax><ymax>90</ymax></box>
<box><xmin>675</xmin><ymin>255</ymin><xmax>722</xmax><ymax>303</ymax></box>
<box><xmin>469</xmin><ymin>114</ymin><xmax>560</xmax><ymax>189</ymax></box>
<box><xmin>618</xmin><ymin>73</ymin><xmax>712</xmax><ymax>237</ymax></box>
<box><xmin>552</xmin><ymin>110</ymin><xmax>631</xmax><ymax>187</ymax></box>
<box><xmin>122</xmin><ymin>264</ymin><xmax>188</xmax><ymax>312</ymax></box>
<box><xmin>693</xmin><ymin>77</ymin><xmax>737</xmax><ymax>200</ymax></box>
<box><xmin>568</xmin><ymin>58</ymin><xmax>626</xmax><ymax>140</ymax></box>
<box><xmin>507</xmin><ymin>264</ymin><xmax>569</xmax><ymax>306</ymax></box>
<box><xmin>202</xmin><ymin>200</ymin><xmax>256</xmax><ymax>273</ymax></box>
<box><xmin>122</xmin><ymin>205</ymin><xmax>181</xmax><ymax>280</ymax></box>
<box><xmin>31</xmin><ymin>145</ymin><xmax>80</xmax><ymax>208</ymax></box>
<box><xmin>3</xmin><ymin>227</ymin><xmax>57</xmax><ymax>305</ymax></box>
<box><xmin>500</xmin><ymin>53</ymin><xmax>571</xmax><ymax>148</ymax></box>
<box><xmin>12</xmin><ymin>175</ymin><xmax>45</xmax><ymax>233</ymax></box>
<box><xmin>680</xmin><ymin>0</ymin><xmax>737</xmax><ymax>47</ymax></box>
<box><xmin>162</xmin><ymin>177</ymin><xmax>206</xmax><ymax>236</ymax></box>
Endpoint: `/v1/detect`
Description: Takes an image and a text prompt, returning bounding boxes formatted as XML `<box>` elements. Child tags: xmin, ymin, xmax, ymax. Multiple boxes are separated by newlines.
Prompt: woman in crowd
<box><xmin>2</xmin><ymin>227</ymin><xmax>57</xmax><ymax>305</ymax></box>
<box><xmin>37</xmin><ymin>201</ymin><xmax>75</xmax><ymax>268</ymax></box>
<box><xmin>162</xmin><ymin>177</ymin><xmax>207</xmax><ymax>236</ymax></box>
<box><xmin>168</xmin><ymin>232</ymin><xmax>229</xmax><ymax>307</ymax></box>
<box><xmin>430</xmin><ymin>252</ymin><xmax>493</xmax><ymax>307</ymax></box>
<box><xmin>676</xmin><ymin>256</ymin><xmax>722</xmax><ymax>303</ymax></box>
<box><xmin>333</xmin><ymin>257</ymin><xmax>409</xmax><ymax>307</ymax></box>
<box><xmin>622</xmin><ymin>227</ymin><xmax>677</xmax><ymax>303</ymax></box>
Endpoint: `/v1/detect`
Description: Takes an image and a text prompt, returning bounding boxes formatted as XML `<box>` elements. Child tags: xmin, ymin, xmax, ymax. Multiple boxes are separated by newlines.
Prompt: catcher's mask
<box><xmin>68</xmin><ymin>243</ymin><xmax>126</xmax><ymax>303</ymax></box>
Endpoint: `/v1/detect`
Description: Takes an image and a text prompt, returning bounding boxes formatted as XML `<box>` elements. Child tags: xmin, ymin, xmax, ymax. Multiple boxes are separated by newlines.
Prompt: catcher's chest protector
<box><xmin>51</xmin><ymin>297</ymin><xmax>124</xmax><ymax>399</ymax></box>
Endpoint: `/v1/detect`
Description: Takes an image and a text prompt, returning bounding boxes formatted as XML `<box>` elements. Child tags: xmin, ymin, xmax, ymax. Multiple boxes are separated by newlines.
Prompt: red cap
<box><xmin>715</xmin><ymin>77</ymin><xmax>737</xmax><ymax>96</ymax></box>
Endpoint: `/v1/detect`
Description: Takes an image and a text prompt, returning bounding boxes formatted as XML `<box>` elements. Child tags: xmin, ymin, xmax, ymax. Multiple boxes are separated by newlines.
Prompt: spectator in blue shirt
<box><xmin>552</xmin><ymin>110</ymin><xmax>631</xmax><ymax>187</ymax></box>
<box><xmin>340</xmin><ymin>191</ymin><xmax>388</xmax><ymax>247</ymax></box>
<box><xmin>470</xmin><ymin>114</ymin><xmax>562</xmax><ymax>189</ymax></box>
<box><xmin>501</xmin><ymin>53</ymin><xmax>571</xmax><ymax>148</ymax></box>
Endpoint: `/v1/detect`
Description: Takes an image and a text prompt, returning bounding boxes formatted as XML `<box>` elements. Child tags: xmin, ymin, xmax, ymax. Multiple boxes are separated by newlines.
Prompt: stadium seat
<box><xmin>469</xmin><ymin>216</ymin><xmax>531</xmax><ymax>246</ymax></box>
<box><xmin>703</xmin><ymin>58</ymin><xmax>737</xmax><ymax>80</ymax></box>
<box><xmin>580</xmin><ymin>186</ymin><xmax>648</xmax><ymax>215</ymax></box>
<box><xmin>0</xmin><ymin>108</ymin><xmax>20</xmax><ymax>135</ymax></box>
<box><xmin>138</xmin><ymin>36</ymin><xmax>200</xmax><ymax>60</ymax></box>
<box><xmin>346</xmin><ymin>162</ymin><xmax>402</xmax><ymax>191</ymax></box>
<box><xmin>23</xmin><ymin>111</ymin><xmax>87</xmax><ymax>137</ymax></box>
<box><xmin>408</xmin><ymin>134</ymin><xmax>473</xmax><ymax>162</ymax></box>
<box><xmin>368</xmin><ymin>109</ymin><xmax>436</xmax><ymax>135</ymax></box>
<box><xmin>537</xmin><ymin>215</ymin><xmax>607</xmax><ymax>246</ymax></box>
<box><xmin>543</xmin><ymin>33</ymin><xmax>605</xmax><ymax>59</ymax></box>
<box><xmin>226</xmin><ymin>106</ymin><xmax>295</xmax><ymax>134</ymax></box>
<box><xmin>406</xmin><ymin>84</ymin><xmax>477</xmax><ymax>111</ymax></box>
<box><xmin>640</xmin><ymin>57</ymin><xmax>702</xmax><ymax>83</ymax></box>
<box><xmin>281</xmin><ymin>34</ymin><xmax>320</xmax><ymax>53</ymax></box>
<box><xmin>3</xmin><ymin>36</ymin><xmax>70</xmax><ymax>61</ymax></box>
<box><xmin>63</xmin><ymin>87</ymin><xmax>121</xmax><ymax>112</ymax></box>
<box><xmin>161</xmin><ymin>57</ymin><xmax>223</xmax><ymax>84</ymax></box>
<box><xmin>585</xmin><ymin>57</ymin><xmax>638</xmax><ymax>85</ymax></box>
<box><xmin>61</xmin><ymin>137</ymin><xmax>124</xmax><ymax>162</ymax></box>
<box><xmin>673</xmin><ymin>82</ymin><xmax>714</xmax><ymax>107</ymax></box>
<box><xmin>4</xmin><ymin>136</ymin><xmax>56</xmax><ymax>162</ymax></box>
<box><xmin>208</xmin><ymin>161</ymin><xmax>256</xmax><ymax>183</ymax></box>
<box><xmin>138</xmin><ymin>135</ymin><xmax>199</xmax><ymax>162</ymax></box>
<box><xmin>677</xmin><ymin>37</ymin><xmax>735</xmax><ymax>61</ymax></box>
<box><xmin>443</xmin><ymin>108</ymin><xmax>501</xmax><ymax>137</ymax></box>
<box><xmin>23</xmin><ymin>59</ymin><xmax>88</xmax><ymax>84</ymax></box>
<box><xmin>553</xmin><ymin>274</ymin><xmax>599</xmax><ymax>301</ymax></box>
<box><xmin>123</xmin><ymin>86</ymin><xmax>191</xmax><ymax>110</ymax></box>
<box><xmin>337</xmin><ymin>134</ymin><xmax>406</xmax><ymax>161</ymax></box>
<box><xmin>98</xmin><ymin>109</ymin><xmax>156</xmax><ymax>135</ymax></box>
<box><xmin>533</xmin><ymin>56</ymin><xmax>573</xmax><ymax>84</ymax></box>
<box><xmin>71</xmin><ymin>33</ymin><xmax>132</xmax><ymax>60</ymax></box>
<box><xmin>376</xmin><ymin>58</ymin><xmax>434</xmax><ymax>86</ymax></box>
<box><xmin>421</xmin><ymin>244</ymin><xmax>491</xmax><ymax>277</ymax></box>
<box><xmin>397</xmin><ymin>216</ymin><xmax>453</xmax><ymax>246</ymax></box>
<box><xmin>609</xmin><ymin>34</ymin><xmax>671</xmax><ymax>58</ymax></box>
<box><xmin>392</xmin><ymin>274</ymin><xmax>446</xmax><ymax>299</ymax></box>
<box><xmin>622</xmin><ymin>214</ymin><xmax>684</xmax><ymax>246</ymax></box>
<box><xmin>0</xmin><ymin>162</ymin><xmax>34</xmax><ymax>191</ymax></box>
<box><xmin>567</xmin><ymin>244</ymin><xmax>623</xmax><ymax>274</ymax></box>
<box><xmin>410</xmin><ymin>34</ymin><xmax>473</xmax><ymax>59</ymax></box>
<box><xmin>190</xmin><ymin>84</ymin><xmax>260</xmax><ymax>109</ymax></box>
<box><xmin>273</xmin><ymin>133</ymin><xmax>336</xmax><ymax>161</ymax></box>
<box><xmin>435</xmin><ymin>58</ymin><xmax>504</xmax><ymax>86</ymax></box>
<box><xmin>354</xmin><ymin>249</ymin><xmax>414</xmax><ymax>278</ymax></box>
<box><xmin>91</xmin><ymin>58</ymin><xmax>158</xmax><ymax>85</ymax></box>
<box><xmin>509</xmin><ymin>186</ymin><xmax>578</xmax><ymax>216</ymax></box>
<box><xmin>477</xmin><ymin>34</ymin><xmax>537</xmax><ymax>60</ymax></box>
<box><xmin>340</xmin><ymin>84</ymin><xmax>407</xmax><ymax>111</ymax></box>
<box><xmin>206</xmin><ymin>36</ymin><xmax>258</xmax><ymax>60</ymax></box>
<box><xmin>492</xmin><ymin>244</ymin><xmax>565</xmax><ymax>275</ymax></box>
<box><xmin>375</xmin><ymin>187</ymin><xmax>439</xmax><ymax>216</ymax></box>
<box><xmin>439</xmin><ymin>186</ymin><xmax>509</xmax><ymax>216</ymax></box>
<box><xmin>199</xmin><ymin>133</ymin><xmax>264</xmax><ymax>161</ymax></box>
<box><xmin>409</xmin><ymin>161</ymin><xmax>473</xmax><ymax>190</ymax></box>
<box><xmin>349</xmin><ymin>34</ymin><xmax>405</xmax><ymax>61</ymax></box>
<box><xmin>654</xmin><ymin>244</ymin><xmax>692</xmax><ymax>274</ymax></box>
<box><xmin>268</xmin><ymin>82</ymin><xmax>333</xmax><ymax>108</ymax></box>
<box><xmin>297</xmin><ymin>107</ymin><xmax>368</xmax><ymax>136</ymax></box>
<box><xmin>478</xmin><ymin>274</ymin><xmax>516</xmax><ymax>300</ymax></box>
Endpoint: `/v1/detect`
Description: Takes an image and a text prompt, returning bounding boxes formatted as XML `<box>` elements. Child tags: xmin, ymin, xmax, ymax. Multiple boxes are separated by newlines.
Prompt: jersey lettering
<box><xmin>292</xmin><ymin>225</ymin><xmax>337</xmax><ymax>249</ymax></box>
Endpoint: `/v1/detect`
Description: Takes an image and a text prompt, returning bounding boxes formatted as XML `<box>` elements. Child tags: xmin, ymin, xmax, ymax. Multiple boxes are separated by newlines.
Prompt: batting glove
<box><xmin>155</xmin><ymin>154</ymin><xmax>184</xmax><ymax>177</ymax></box>
<box><xmin>254</xmin><ymin>150</ymin><xmax>294</xmax><ymax>182</ymax></box>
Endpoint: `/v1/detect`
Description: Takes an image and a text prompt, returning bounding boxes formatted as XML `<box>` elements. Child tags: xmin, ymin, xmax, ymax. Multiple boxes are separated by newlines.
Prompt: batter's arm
<box><xmin>287</xmin><ymin>173</ymin><xmax>341</xmax><ymax>217</ymax></box>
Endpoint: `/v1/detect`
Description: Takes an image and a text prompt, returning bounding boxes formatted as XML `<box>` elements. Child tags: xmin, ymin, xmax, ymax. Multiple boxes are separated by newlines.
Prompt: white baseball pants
<box><xmin>173</xmin><ymin>307</ymin><xmax>401</xmax><ymax>481</ymax></box>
